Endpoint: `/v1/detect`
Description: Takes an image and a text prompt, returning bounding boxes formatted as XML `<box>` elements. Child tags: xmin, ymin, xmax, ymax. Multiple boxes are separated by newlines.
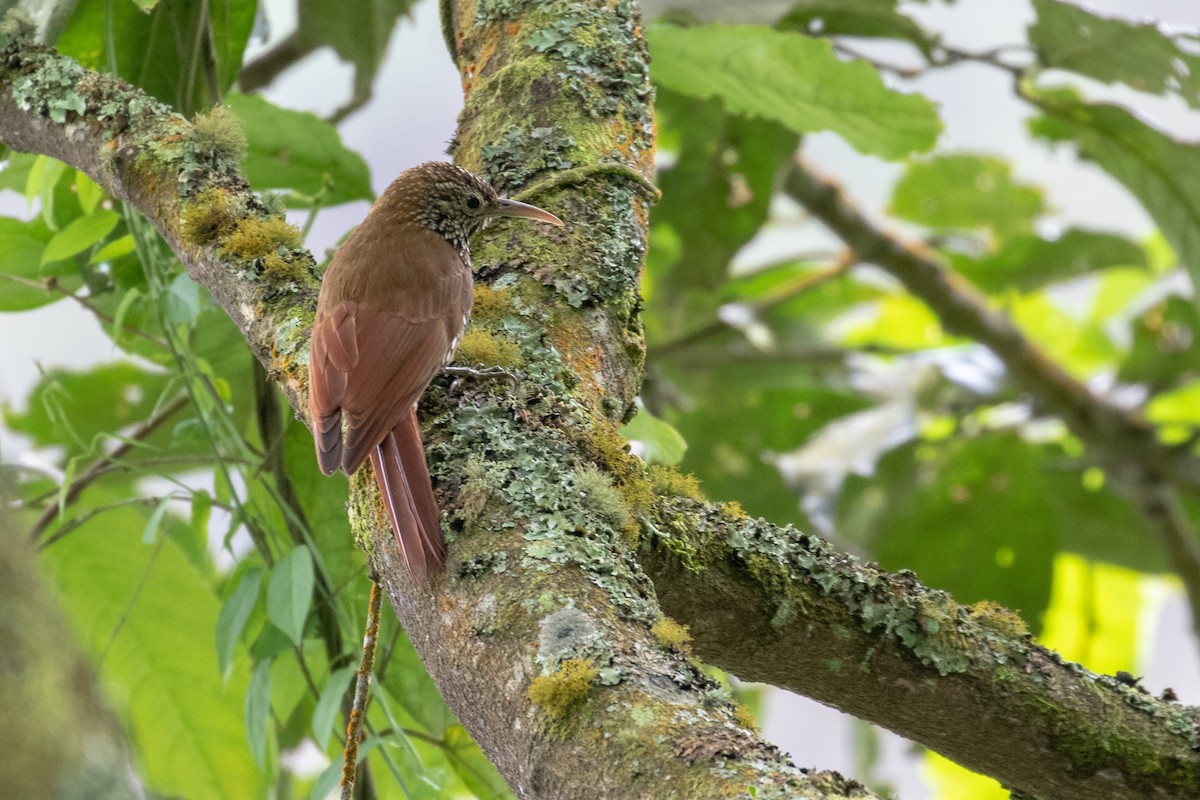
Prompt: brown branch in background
<box><xmin>783</xmin><ymin>159</ymin><xmax>1200</xmax><ymax>488</ymax></box>
<box><xmin>1131</xmin><ymin>480</ymin><xmax>1200</xmax><ymax>643</ymax></box>
<box><xmin>238</xmin><ymin>31</ymin><xmax>308</xmax><ymax>92</ymax></box>
<box><xmin>28</xmin><ymin>394</ymin><xmax>189</xmax><ymax>541</ymax></box>
<box><xmin>784</xmin><ymin>157</ymin><xmax>1200</xmax><ymax>649</ymax></box>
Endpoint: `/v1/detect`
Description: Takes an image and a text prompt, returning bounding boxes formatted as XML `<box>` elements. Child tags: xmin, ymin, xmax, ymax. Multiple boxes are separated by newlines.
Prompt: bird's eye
<box><xmin>466</xmin><ymin>195</ymin><xmax>481</xmax><ymax>210</ymax></box>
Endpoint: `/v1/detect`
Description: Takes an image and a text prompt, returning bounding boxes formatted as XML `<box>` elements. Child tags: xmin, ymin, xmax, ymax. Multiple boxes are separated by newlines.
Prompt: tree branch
<box><xmin>640</xmin><ymin>496</ymin><xmax>1200</xmax><ymax>800</ymax></box>
<box><xmin>4</xmin><ymin>7</ymin><xmax>1197</xmax><ymax>799</ymax></box>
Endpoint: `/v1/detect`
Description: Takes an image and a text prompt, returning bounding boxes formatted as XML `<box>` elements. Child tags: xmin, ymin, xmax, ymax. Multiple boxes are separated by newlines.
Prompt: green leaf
<box><xmin>651</xmin><ymin>88</ymin><xmax>798</xmax><ymax>294</ymax></box>
<box><xmin>1029</xmin><ymin>99</ymin><xmax>1200</xmax><ymax>291</ymax></box>
<box><xmin>41</xmin><ymin>209</ymin><xmax>119</xmax><ymax>265</ymax></box>
<box><xmin>890</xmin><ymin>154</ymin><xmax>1044</xmax><ymax>241</ymax></box>
<box><xmin>227</xmin><ymin>93</ymin><xmax>373</xmax><ymax>207</ymax></box>
<box><xmin>25</xmin><ymin>155</ymin><xmax>67</xmax><ymax>228</ymax></box>
<box><xmin>1120</xmin><ymin>296</ymin><xmax>1200</xmax><ymax>390</ymax></box>
<box><xmin>39</xmin><ymin>497</ymin><xmax>265</xmax><ymax>798</ymax></box>
<box><xmin>89</xmin><ymin>233</ymin><xmax>136</xmax><ymax>264</ymax></box>
<box><xmin>646</xmin><ymin>24</ymin><xmax>941</xmax><ymax>159</ymax></box>
<box><xmin>109</xmin><ymin>286</ymin><xmax>142</xmax><ymax>348</ymax></box>
<box><xmin>950</xmin><ymin>228</ymin><xmax>1148</xmax><ymax>293</ymax></box>
<box><xmin>142</xmin><ymin>494</ymin><xmax>174</xmax><ymax>544</ymax></box>
<box><xmin>4</xmin><ymin>362</ymin><xmax>171</xmax><ymax>454</ymax></box>
<box><xmin>1029</xmin><ymin>0</ymin><xmax>1200</xmax><ymax>109</ymax></box>
<box><xmin>312</xmin><ymin>665</ymin><xmax>358</xmax><ymax>748</ymax></box>
<box><xmin>0</xmin><ymin>218</ymin><xmax>61</xmax><ymax>311</ymax></box>
<box><xmin>266</xmin><ymin>546</ymin><xmax>314</xmax><ymax>646</ymax></box>
<box><xmin>296</xmin><ymin>0</ymin><xmax>418</xmax><ymax>105</ymax></box>
<box><xmin>57</xmin><ymin>0</ymin><xmax>257</xmax><ymax>112</ymax></box>
<box><xmin>245</xmin><ymin>659</ymin><xmax>273</xmax><ymax>770</ymax></box>
<box><xmin>442</xmin><ymin>724</ymin><xmax>517</xmax><ymax>799</ymax></box>
<box><xmin>776</xmin><ymin>0</ymin><xmax>936</xmax><ymax>56</ymax></box>
<box><xmin>216</xmin><ymin>567</ymin><xmax>264</xmax><ymax>679</ymax></box>
<box><xmin>620</xmin><ymin>406</ymin><xmax>688</xmax><ymax>466</ymax></box>
<box><xmin>75</xmin><ymin>170</ymin><xmax>104</xmax><ymax>214</ymax></box>
<box><xmin>162</xmin><ymin>272</ymin><xmax>203</xmax><ymax>327</ymax></box>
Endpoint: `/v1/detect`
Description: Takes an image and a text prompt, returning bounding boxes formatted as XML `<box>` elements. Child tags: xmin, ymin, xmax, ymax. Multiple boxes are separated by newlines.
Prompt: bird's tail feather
<box><xmin>368</xmin><ymin>408</ymin><xmax>446</xmax><ymax>580</ymax></box>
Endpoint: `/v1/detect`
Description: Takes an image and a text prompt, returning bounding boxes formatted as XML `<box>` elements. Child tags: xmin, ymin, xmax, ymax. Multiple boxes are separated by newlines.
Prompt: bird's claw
<box><xmin>443</xmin><ymin>364</ymin><xmax>520</xmax><ymax>389</ymax></box>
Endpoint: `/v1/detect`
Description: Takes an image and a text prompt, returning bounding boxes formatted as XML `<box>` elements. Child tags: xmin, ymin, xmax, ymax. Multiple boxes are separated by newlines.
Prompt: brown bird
<box><xmin>308</xmin><ymin>161</ymin><xmax>562</xmax><ymax>579</ymax></box>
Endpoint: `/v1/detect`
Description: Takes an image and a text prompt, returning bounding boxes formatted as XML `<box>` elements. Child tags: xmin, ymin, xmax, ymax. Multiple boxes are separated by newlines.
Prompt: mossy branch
<box><xmin>642</xmin><ymin>496</ymin><xmax>1200</xmax><ymax>800</ymax></box>
<box><xmin>2</xmin><ymin>7</ymin><xmax>1196</xmax><ymax>800</ymax></box>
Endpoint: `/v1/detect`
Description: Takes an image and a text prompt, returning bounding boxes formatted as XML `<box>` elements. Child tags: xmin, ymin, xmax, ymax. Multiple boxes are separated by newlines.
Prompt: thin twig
<box><xmin>1130</xmin><ymin>479</ymin><xmax>1200</xmax><ymax>646</ymax></box>
<box><xmin>29</xmin><ymin>394</ymin><xmax>190</xmax><ymax>541</ymax></box>
<box><xmin>44</xmin><ymin>277</ymin><xmax>168</xmax><ymax>348</ymax></box>
<box><xmin>341</xmin><ymin>580</ymin><xmax>383</xmax><ymax>800</ymax></box>
<box><xmin>652</xmin><ymin>251</ymin><xmax>855</xmax><ymax>357</ymax></box>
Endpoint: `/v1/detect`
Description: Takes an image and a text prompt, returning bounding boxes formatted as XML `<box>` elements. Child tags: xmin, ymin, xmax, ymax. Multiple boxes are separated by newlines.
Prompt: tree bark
<box><xmin>0</xmin><ymin>5</ymin><xmax>1198</xmax><ymax>800</ymax></box>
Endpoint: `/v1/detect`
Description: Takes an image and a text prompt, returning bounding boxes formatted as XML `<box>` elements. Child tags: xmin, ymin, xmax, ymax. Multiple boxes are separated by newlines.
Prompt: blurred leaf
<box><xmin>890</xmin><ymin>154</ymin><xmax>1044</xmax><ymax>241</ymax></box>
<box><xmin>621</xmin><ymin>406</ymin><xmax>687</xmax><ymax>465</ymax></box>
<box><xmin>651</xmin><ymin>89</ymin><xmax>797</xmax><ymax>301</ymax></box>
<box><xmin>26</xmin><ymin>155</ymin><xmax>67</xmax><ymax>229</ymax></box>
<box><xmin>41</xmin><ymin>208</ymin><xmax>119</xmax><ymax>265</ymax></box>
<box><xmin>950</xmin><ymin>228</ymin><xmax>1148</xmax><ymax>293</ymax></box>
<box><xmin>297</xmin><ymin>0</ymin><xmax>417</xmax><ymax>100</ymax></box>
<box><xmin>39</xmin><ymin>497</ymin><xmax>264</xmax><ymax>798</ymax></box>
<box><xmin>216</xmin><ymin>567</ymin><xmax>264</xmax><ymax>679</ymax></box>
<box><xmin>75</xmin><ymin>169</ymin><xmax>104</xmax><ymax>214</ymax></box>
<box><xmin>647</xmin><ymin>24</ymin><xmax>941</xmax><ymax>159</ymax></box>
<box><xmin>57</xmin><ymin>0</ymin><xmax>257</xmax><ymax>112</ymax></box>
<box><xmin>90</xmin><ymin>233</ymin><xmax>136</xmax><ymax>265</ymax></box>
<box><xmin>662</xmin><ymin>362</ymin><xmax>868</xmax><ymax>527</ymax></box>
<box><xmin>227</xmin><ymin>93</ymin><xmax>373</xmax><ymax>207</ymax></box>
<box><xmin>312</xmin><ymin>665</ymin><xmax>357</xmax><ymax>748</ymax></box>
<box><xmin>840</xmin><ymin>434</ymin><xmax>1165</xmax><ymax>627</ymax></box>
<box><xmin>1146</xmin><ymin>380</ymin><xmax>1200</xmax><ymax>425</ymax></box>
<box><xmin>5</xmin><ymin>362</ymin><xmax>172</xmax><ymax>455</ymax></box>
<box><xmin>162</xmin><ymin>272</ymin><xmax>203</xmax><ymax>327</ymax></box>
<box><xmin>1029</xmin><ymin>0</ymin><xmax>1200</xmax><ymax>109</ymax></box>
<box><xmin>142</xmin><ymin>494</ymin><xmax>174</xmax><ymax>544</ymax></box>
<box><xmin>1030</xmin><ymin>99</ymin><xmax>1200</xmax><ymax>291</ymax></box>
<box><xmin>267</xmin><ymin>545</ymin><xmax>314</xmax><ymax>646</ymax></box>
<box><xmin>245</xmin><ymin>659</ymin><xmax>273</xmax><ymax>769</ymax></box>
<box><xmin>0</xmin><ymin>217</ymin><xmax>63</xmax><ymax>311</ymax></box>
<box><xmin>1120</xmin><ymin>296</ymin><xmax>1200</xmax><ymax>390</ymax></box>
<box><xmin>442</xmin><ymin>724</ymin><xmax>517</xmax><ymax>799</ymax></box>
<box><xmin>776</xmin><ymin>0</ymin><xmax>936</xmax><ymax>56</ymax></box>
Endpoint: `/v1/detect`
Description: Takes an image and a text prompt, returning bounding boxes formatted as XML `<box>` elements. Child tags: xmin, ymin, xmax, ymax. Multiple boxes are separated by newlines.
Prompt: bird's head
<box><xmin>398</xmin><ymin>162</ymin><xmax>562</xmax><ymax>255</ymax></box>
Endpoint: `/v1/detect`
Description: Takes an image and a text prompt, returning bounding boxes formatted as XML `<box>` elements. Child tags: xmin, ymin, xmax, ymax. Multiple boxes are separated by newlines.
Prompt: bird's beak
<box><xmin>492</xmin><ymin>198</ymin><xmax>564</xmax><ymax>226</ymax></box>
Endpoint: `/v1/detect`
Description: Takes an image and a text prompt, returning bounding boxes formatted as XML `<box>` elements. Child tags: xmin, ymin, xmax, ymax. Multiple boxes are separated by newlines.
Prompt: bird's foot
<box><xmin>443</xmin><ymin>364</ymin><xmax>520</xmax><ymax>391</ymax></box>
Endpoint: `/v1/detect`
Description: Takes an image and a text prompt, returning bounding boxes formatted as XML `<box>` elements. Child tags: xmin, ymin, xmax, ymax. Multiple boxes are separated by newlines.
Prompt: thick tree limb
<box><xmin>3</xmin><ymin>7</ymin><xmax>1198</xmax><ymax>800</ymax></box>
<box><xmin>642</xmin><ymin>497</ymin><xmax>1200</xmax><ymax>800</ymax></box>
<box><xmin>0</xmin><ymin>10</ymin><xmax>865</xmax><ymax>800</ymax></box>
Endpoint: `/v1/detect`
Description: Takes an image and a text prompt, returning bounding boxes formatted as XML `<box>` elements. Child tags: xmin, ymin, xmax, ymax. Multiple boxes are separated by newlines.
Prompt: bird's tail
<box><xmin>368</xmin><ymin>408</ymin><xmax>446</xmax><ymax>580</ymax></box>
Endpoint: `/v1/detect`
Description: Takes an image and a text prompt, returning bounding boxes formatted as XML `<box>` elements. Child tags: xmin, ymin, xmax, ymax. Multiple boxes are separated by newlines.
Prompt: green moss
<box><xmin>732</xmin><ymin>703</ymin><xmax>757</xmax><ymax>732</ymax></box>
<box><xmin>573</xmin><ymin>464</ymin><xmax>630</xmax><ymax>529</ymax></box>
<box><xmin>969</xmin><ymin>599</ymin><xmax>1030</xmax><ymax>639</ymax></box>
<box><xmin>648</xmin><ymin>465</ymin><xmax>704</xmax><ymax>502</ymax></box>
<box><xmin>528</xmin><ymin>657</ymin><xmax>597</xmax><ymax>719</ymax></box>
<box><xmin>455</xmin><ymin>328</ymin><xmax>524</xmax><ymax>369</ymax></box>
<box><xmin>651</xmin><ymin>617</ymin><xmax>692</xmax><ymax>653</ymax></box>
<box><xmin>179</xmin><ymin>187</ymin><xmax>240</xmax><ymax>247</ymax></box>
<box><xmin>190</xmin><ymin>105</ymin><xmax>248</xmax><ymax>164</ymax></box>
<box><xmin>220</xmin><ymin>216</ymin><xmax>303</xmax><ymax>262</ymax></box>
<box><xmin>471</xmin><ymin>283</ymin><xmax>518</xmax><ymax>326</ymax></box>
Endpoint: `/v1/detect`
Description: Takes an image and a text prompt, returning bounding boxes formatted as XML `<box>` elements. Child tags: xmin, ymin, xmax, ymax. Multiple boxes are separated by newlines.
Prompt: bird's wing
<box><xmin>308</xmin><ymin>230</ymin><xmax>472</xmax><ymax>475</ymax></box>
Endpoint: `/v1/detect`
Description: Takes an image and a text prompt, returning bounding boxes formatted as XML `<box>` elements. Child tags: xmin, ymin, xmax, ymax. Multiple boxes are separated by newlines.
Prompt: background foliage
<box><xmin>2</xmin><ymin>0</ymin><xmax>1198</xmax><ymax>798</ymax></box>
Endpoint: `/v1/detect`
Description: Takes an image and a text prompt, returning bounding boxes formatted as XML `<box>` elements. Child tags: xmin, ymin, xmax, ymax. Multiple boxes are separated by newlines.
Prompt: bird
<box><xmin>307</xmin><ymin>161</ymin><xmax>562</xmax><ymax>580</ymax></box>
